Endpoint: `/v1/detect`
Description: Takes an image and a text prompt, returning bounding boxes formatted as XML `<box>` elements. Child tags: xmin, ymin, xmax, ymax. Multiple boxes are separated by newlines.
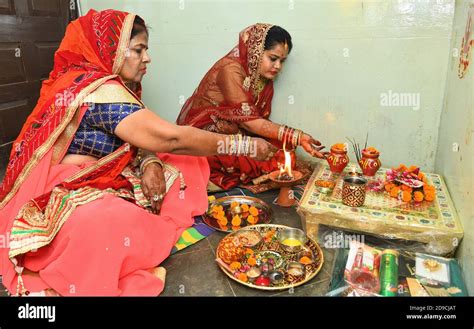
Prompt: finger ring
<box><xmin>152</xmin><ymin>194</ymin><xmax>163</xmax><ymax>202</ymax></box>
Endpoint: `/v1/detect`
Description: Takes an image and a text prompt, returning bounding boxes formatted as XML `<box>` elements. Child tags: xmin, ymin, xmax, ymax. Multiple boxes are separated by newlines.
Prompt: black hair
<box><xmin>264</xmin><ymin>26</ymin><xmax>293</xmax><ymax>53</ymax></box>
<box><xmin>131</xmin><ymin>16</ymin><xmax>148</xmax><ymax>39</ymax></box>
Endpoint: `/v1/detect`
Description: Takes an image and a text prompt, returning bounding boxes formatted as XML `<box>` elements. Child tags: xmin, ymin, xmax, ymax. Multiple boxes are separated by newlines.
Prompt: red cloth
<box><xmin>176</xmin><ymin>24</ymin><xmax>283</xmax><ymax>189</ymax></box>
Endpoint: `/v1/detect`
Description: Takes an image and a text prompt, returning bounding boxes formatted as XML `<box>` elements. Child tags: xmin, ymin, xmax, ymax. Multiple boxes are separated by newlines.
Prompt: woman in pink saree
<box><xmin>0</xmin><ymin>9</ymin><xmax>274</xmax><ymax>296</ymax></box>
<box><xmin>177</xmin><ymin>24</ymin><xmax>328</xmax><ymax>190</ymax></box>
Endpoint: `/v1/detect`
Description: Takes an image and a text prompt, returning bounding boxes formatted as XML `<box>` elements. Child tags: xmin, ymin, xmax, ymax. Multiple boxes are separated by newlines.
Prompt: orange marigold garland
<box><xmin>384</xmin><ymin>164</ymin><xmax>436</xmax><ymax>203</ymax></box>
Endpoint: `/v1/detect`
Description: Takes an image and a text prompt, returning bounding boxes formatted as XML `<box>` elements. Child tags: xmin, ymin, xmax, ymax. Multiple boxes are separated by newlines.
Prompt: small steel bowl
<box><xmin>285</xmin><ymin>262</ymin><xmax>306</xmax><ymax>284</ymax></box>
<box><xmin>246</xmin><ymin>267</ymin><xmax>262</xmax><ymax>281</ymax></box>
<box><xmin>278</xmin><ymin>228</ymin><xmax>308</xmax><ymax>254</ymax></box>
<box><xmin>315</xmin><ymin>180</ymin><xmax>335</xmax><ymax>194</ymax></box>
<box><xmin>267</xmin><ymin>270</ymin><xmax>285</xmax><ymax>285</ymax></box>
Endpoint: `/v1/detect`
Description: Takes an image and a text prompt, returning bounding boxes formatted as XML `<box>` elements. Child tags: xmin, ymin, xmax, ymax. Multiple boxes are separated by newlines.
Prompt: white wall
<box><xmin>435</xmin><ymin>0</ymin><xmax>473</xmax><ymax>295</ymax></box>
<box><xmin>80</xmin><ymin>0</ymin><xmax>455</xmax><ymax>170</ymax></box>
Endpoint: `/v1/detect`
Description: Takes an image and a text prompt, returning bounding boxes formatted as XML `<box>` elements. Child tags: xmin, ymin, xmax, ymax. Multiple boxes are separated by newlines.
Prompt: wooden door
<box><xmin>0</xmin><ymin>0</ymin><xmax>78</xmax><ymax>179</ymax></box>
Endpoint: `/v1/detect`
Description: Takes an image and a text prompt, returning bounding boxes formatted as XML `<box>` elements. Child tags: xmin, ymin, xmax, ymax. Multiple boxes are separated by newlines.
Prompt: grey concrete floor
<box><xmin>0</xmin><ymin>190</ymin><xmax>336</xmax><ymax>297</ymax></box>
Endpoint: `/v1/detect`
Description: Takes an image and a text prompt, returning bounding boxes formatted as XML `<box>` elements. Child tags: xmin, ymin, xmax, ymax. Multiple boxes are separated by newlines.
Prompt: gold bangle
<box><xmin>237</xmin><ymin>134</ymin><xmax>243</xmax><ymax>155</ymax></box>
<box><xmin>140</xmin><ymin>156</ymin><xmax>163</xmax><ymax>175</ymax></box>
<box><xmin>228</xmin><ymin>135</ymin><xmax>235</xmax><ymax>155</ymax></box>
<box><xmin>278</xmin><ymin>125</ymin><xmax>286</xmax><ymax>141</ymax></box>
<box><xmin>142</xmin><ymin>159</ymin><xmax>163</xmax><ymax>173</ymax></box>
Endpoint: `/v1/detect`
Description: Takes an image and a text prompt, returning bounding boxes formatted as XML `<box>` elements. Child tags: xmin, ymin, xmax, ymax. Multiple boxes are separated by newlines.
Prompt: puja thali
<box><xmin>215</xmin><ymin>224</ymin><xmax>324</xmax><ymax>290</ymax></box>
<box><xmin>204</xmin><ymin>196</ymin><xmax>273</xmax><ymax>233</ymax></box>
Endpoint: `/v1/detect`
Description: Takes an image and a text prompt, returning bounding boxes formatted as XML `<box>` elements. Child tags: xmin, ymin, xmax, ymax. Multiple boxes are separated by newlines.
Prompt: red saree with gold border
<box><xmin>177</xmin><ymin>24</ymin><xmax>282</xmax><ymax>189</ymax></box>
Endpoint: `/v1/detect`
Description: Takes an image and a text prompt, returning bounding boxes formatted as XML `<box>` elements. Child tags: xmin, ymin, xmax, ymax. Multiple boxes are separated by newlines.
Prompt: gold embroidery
<box><xmin>112</xmin><ymin>14</ymin><xmax>135</xmax><ymax>75</ymax></box>
<box><xmin>51</xmin><ymin>104</ymin><xmax>83</xmax><ymax>165</ymax></box>
<box><xmin>255</xmin><ymin>77</ymin><xmax>267</xmax><ymax>96</ymax></box>
<box><xmin>9</xmin><ymin>187</ymin><xmax>108</xmax><ymax>258</ymax></box>
<box><xmin>241</xmin><ymin>103</ymin><xmax>252</xmax><ymax>115</ymax></box>
<box><xmin>20</xmin><ymin>201</ymin><xmax>45</xmax><ymax>225</ymax></box>
<box><xmin>243</xmin><ymin>76</ymin><xmax>251</xmax><ymax>91</ymax></box>
<box><xmin>82</xmin><ymin>83</ymin><xmax>142</xmax><ymax>104</ymax></box>
<box><xmin>64</xmin><ymin>143</ymin><xmax>131</xmax><ymax>183</ymax></box>
<box><xmin>0</xmin><ymin>75</ymin><xmax>117</xmax><ymax>210</ymax></box>
<box><xmin>245</xmin><ymin>23</ymin><xmax>273</xmax><ymax>97</ymax></box>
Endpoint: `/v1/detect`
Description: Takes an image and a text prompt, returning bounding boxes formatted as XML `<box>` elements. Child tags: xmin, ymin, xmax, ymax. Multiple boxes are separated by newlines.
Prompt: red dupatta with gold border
<box><xmin>0</xmin><ymin>9</ymin><xmax>142</xmax><ymax>208</ymax></box>
<box><xmin>176</xmin><ymin>23</ymin><xmax>275</xmax><ymax>130</ymax></box>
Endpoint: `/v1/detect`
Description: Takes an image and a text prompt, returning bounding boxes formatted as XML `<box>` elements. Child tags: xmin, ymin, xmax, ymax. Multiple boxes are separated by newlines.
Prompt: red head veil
<box><xmin>0</xmin><ymin>9</ymin><xmax>142</xmax><ymax>208</ymax></box>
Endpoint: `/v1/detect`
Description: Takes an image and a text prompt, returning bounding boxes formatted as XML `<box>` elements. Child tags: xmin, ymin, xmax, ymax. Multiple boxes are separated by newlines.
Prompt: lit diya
<box><xmin>269</xmin><ymin>148</ymin><xmax>305</xmax><ymax>207</ymax></box>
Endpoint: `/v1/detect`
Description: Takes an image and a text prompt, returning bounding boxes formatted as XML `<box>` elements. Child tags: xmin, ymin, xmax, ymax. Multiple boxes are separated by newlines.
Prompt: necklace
<box><xmin>254</xmin><ymin>76</ymin><xmax>267</xmax><ymax>98</ymax></box>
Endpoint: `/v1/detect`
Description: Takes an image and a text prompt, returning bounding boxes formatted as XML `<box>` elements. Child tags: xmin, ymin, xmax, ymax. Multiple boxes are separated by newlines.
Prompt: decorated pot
<box><xmin>326</xmin><ymin>145</ymin><xmax>349</xmax><ymax>173</ymax></box>
<box><xmin>358</xmin><ymin>148</ymin><xmax>381</xmax><ymax>176</ymax></box>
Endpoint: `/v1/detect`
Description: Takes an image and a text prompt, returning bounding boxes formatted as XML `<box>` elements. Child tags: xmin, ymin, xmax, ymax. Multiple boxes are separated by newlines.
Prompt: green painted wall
<box><xmin>435</xmin><ymin>0</ymin><xmax>473</xmax><ymax>295</ymax></box>
<box><xmin>81</xmin><ymin>0</ymin><xmax>454</xmax><ymax>170</ymax></box>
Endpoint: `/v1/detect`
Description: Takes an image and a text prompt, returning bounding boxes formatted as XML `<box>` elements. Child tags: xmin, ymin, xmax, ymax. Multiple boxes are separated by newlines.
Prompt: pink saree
<box><xmin>0</xmin><ymin>9</ymin><xmax>209</xmax><ymax>296</ymax></box>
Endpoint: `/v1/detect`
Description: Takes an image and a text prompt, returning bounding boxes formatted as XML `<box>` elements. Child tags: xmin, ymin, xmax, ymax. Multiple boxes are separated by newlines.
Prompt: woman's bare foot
<box><xmin>26</xmin><ymin>288</ymin><xmax>60</xmax><ymax>297</ymax></box>
<box><xmin>21</xmin><ymin>269</ymin><xmax>60</xmax><ymax>296</ymax></box>
<box><xmin>44</xmin><ymin>289</ymin><xmax>60</xmax><ymax>296</ymax></box>
<box><xmin>148</xmin><ymin>267</ymin><xmax>166</xmax><ymax>285</ymax></box>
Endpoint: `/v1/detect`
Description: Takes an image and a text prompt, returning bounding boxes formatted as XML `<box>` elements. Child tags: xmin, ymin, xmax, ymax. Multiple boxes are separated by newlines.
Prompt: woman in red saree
<box><xmin>0</xmin><ymin>9</ymin><xmax>274</xmax><ymax>296</ymax></box>
<box><xmin>177</xmin><ymin>24</ymin><xmax>328</xmax><ymax>190</ymax></box>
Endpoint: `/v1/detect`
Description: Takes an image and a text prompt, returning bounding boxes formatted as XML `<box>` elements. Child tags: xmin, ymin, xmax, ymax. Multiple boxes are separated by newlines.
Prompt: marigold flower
<box><xmin>414</xmin><ymin>191</ymin><xmax>424</xmax><ymax>202</ymax></box>
<box><xmin>247</xmin><ymin>257</ymin><xmax>257</xmax><ymax>266</ymax></box>
<box><xmin>385</xmin><ymin>183</ymin><xmax>395</xmax><ymax>192</ymax></box>
<box><xmin>425</xmin><ymin>192</ymin><xmax>435</xmax><ymax>202</ymax></box>
<box><xmin>231</xmin><ymin>215</ymin><xmax>242</xmax><ymax>227</ymax></box>
<box><xmin>246</xmin><ymin>215</ymin><xmax>258</xmax><ymax>225</ymax></box>
<box><xmin>299</xmin><ymin>256</ymin><xmax>312</xmax><ymax>265</ymax></box>
<box><xmin>217</xmin><ymin>217</ymin><xmax>228</xmax><ymax>226</ymax></box>
<box><xmin>249</xmin><ymin>206</ymin><xmax>259</xmax><ymax>217</ymax></box>
<box><xmin>402</xmin><ymin>190</ymin><xmax>412</xmax><ymax>202</ymax></box>
<box><xmin>390</xmin><ymin>186</ymin><xmax>400</xmax><ymax>198</ymax></box>
<box><xmin>230</xmin><ymin>262</ymin><xmax>241</xmax><ymax>270</ymax></box>
<box><xmin>333</xmin><ymin>143</ymin><xmax>347</xmax><ymax>151</ymax></box>
<box><xmin>237</xmin><ymin>273</ymin><xmax>248</xmax><ymax>282</ymax></box>
<box><xmin>401</xmin><ymin>185</ymin><xmax>412</xmax><ymax>193</ymax></box>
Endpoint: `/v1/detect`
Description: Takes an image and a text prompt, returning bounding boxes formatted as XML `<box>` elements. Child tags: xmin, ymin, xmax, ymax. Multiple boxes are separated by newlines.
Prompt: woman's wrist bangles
<box><xmin>140</xmin><ymin>155</ymin><xmax>164</xmax><ymax>175</ymax></box>
<box><xmin>278</xmin><ymin>125</ymin><xmax>303</xmax><ymax>149</ymax></box>
<box><xmin>227</xmin><ymin>134</ymin><xmax>253</xmax><ymax>156</ymax></box>
<box><xmin>136</xmin><ymin>149</ymin><xmax>187</xmax><ymax>193</ymax></box>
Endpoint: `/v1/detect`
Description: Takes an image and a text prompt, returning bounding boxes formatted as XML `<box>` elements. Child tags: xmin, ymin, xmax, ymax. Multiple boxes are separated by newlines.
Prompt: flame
<box><xmin>279</xmin><ymin>141</ymin><xmax>293</xmax><ymax>178</ymax></box>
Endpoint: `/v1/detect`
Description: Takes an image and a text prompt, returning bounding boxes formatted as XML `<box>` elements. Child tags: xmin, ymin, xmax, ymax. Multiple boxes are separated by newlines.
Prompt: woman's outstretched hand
<box><xmin>141</xmin><ymin>162</ymin><xmax>166</xmax><ymax>214</ymax></box>
<box><xmin>252</xmin><ymin>138</ymin><xmax>279</xmax><ymax>161</ymax></box>
<box><xmin>300</xmin><ymin>134</ymin><xmax>329</xmax><ymax>159</ymax></box>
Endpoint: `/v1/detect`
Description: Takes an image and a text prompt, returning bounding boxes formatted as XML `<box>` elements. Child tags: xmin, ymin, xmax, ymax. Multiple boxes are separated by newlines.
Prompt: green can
<box><xmin>379</xmin><ymin>249</ymin><xmax>399</xmax><ymax>296</ymax></box>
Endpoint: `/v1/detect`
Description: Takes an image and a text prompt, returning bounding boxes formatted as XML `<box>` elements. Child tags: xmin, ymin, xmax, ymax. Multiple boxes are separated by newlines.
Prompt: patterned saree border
<box><xmin>112</xmin><ymin>14</ymin><xmax>135</xmax><ymax>75</ymax></box>
<box><xmin>0</xmin><ymin>75</ymin><xmax>117</xmax><ymax>210</ymax></box>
